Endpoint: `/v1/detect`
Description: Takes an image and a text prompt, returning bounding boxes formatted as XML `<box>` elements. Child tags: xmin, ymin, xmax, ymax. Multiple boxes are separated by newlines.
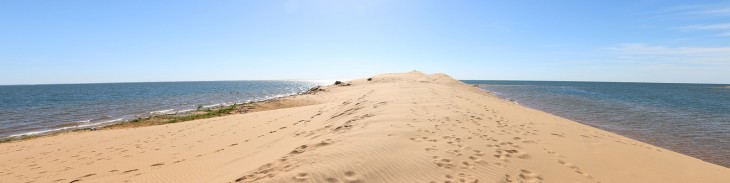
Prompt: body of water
<box><xmin>0</xmin><ymin>81</ymin><xmax>323</xmax><ymax>138</ymax></box>
<box><xmin>463</xmin><ymin>80</ymin><xmax>730</xmax><ymax>167</ymax></box>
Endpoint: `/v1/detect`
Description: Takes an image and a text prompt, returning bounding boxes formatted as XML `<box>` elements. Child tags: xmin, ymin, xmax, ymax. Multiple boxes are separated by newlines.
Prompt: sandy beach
<box><xmin>1</xmin><ymin>71</ymin><xmax>728</xmax><ymax>183</ymax></box>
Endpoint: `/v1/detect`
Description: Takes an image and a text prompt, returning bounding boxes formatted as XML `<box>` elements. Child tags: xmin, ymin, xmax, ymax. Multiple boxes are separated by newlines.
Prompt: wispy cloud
<box><xmin>676</xmin><ymin>23</ymin><xmax>730</xmax><ymax>37</ymax></box>
<box><xmin>678</xmin><ymin>23</ymin><xmax>730</xmax><ymax>30</ymax></box>
<box><xmin>689</xmin><ymin>7</ymin><xmax>730</xmax><ymax>16</ymax></box>
<box><xmin>665</xmin><ymin>4</ymin><xmax>730</xmax><ymax>37</ymax></box>
<box><xmin>663</xmin><ymin>4</ymin><xmax>730</xmax><ymax>17</ymax></box>
<box><xmin>609</xmin><ymin>44</ymin><xmax>730</xmax><ymax>65</ymax></box>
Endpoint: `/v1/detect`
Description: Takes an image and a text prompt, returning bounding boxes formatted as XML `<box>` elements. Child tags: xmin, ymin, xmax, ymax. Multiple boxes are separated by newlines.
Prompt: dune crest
<box><xmin>1</xmin><ymin>71</ymin><xmax>728</xmax><ymax>183</ymax></box>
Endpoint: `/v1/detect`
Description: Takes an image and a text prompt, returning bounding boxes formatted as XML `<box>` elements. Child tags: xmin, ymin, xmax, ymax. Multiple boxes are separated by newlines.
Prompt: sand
<box><xmin>1</xmin><ymin>71</ymin><xmax>729</xmax><ymax>183</ymax></box>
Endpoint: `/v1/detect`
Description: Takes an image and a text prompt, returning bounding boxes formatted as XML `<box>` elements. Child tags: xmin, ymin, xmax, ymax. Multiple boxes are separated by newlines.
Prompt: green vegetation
<box><xmin>165</xmin><ymin>104</ymin><xmax>237</xmax><ymax>123</ymax></box>
<box><xmin>124</xmin><ymin>104</ymin><xmax>240</xmax><ymax>125</ymax></box>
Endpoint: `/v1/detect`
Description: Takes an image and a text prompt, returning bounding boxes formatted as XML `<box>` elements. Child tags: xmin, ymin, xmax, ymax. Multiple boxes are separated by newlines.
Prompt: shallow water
<box><xmin>0</xmin><ymin>81</ymin><xmax>323</xmax><ymax>138</ymax></box>
<box><xmin>463</xmin><ymin>80</ymin><xmax>730</xmax><ymax>168</ymax></box>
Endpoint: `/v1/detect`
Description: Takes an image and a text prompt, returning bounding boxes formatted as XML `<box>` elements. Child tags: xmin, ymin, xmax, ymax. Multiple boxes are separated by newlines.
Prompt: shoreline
<box><xmin>1</xmin><ymin>71</ymin><xmax>728</xmax><ymax>182</ymax></box>
<box><xmin>0</xmin><ymin>87</ymin><xmax>322</xmax><ymax>143</ymax></box>
<box><xmin>479</xmin><ymin>88</ymin><xmax>730</xmax><ymax>168</ymax></box>
<box><xmin>474</xmin><ymin>82</ymin><xmax>730</xmax><ymax>168</ymax></box>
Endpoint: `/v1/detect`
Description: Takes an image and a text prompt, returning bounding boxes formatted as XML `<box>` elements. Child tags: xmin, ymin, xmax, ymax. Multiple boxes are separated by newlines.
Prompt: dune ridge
<box><xmin>1</xmin><ymin>71</ymin><xmax>729</xmax><ymax>183</ymax></box>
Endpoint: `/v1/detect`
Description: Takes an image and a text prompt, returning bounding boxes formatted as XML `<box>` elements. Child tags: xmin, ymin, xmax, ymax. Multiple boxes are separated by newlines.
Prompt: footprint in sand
<box><xmin>521</xmin><ymin>139</ymin><xmax>539</xmax><ymax>144</ymax></box>
<box><xmin>460</xmin><ymin>161</ymin><xmax>474</xmax><ymax>169</ymax></box>
<box><xmin>318</xmin><ymin>139</ymin><xmax>334</xmax><ymax>146</ymax></box>
<box><xmin>446</xmin><ymin>149</ymin><xmax>462</xmax><ymax>156</ymax></box>
<box><xmin>425</xmin><ymin>146</ymin><xmax>438</xmax><ymax>152</ymax></box>
<box><xmin>504</xmin><ymin>174</ymin><xmax>513</xmax><ymax>182</ymax></box>
<box><xmin>558</xmin><ymin>160</ymin><xmax>593</xmax><ymax>178</ymax></box>
<box><xmin>289</xmin><ymin>145</ymin><xmax>309</xmax><ymax>154</ymax></box>
<box><xmin>434</xmin><ymin>158</ymin><xmax>455</xmax><ymax>169</ymax></box>
<box><xmin>494</xmin><ymin>149</ymin><xmax>531</xmax><ymax>160</ymax></box>
<box><xmin>519</xmin><ymin>169</ymin><xmax>543</xmax><ymax>182</ymax></box>
<box><xmin>343</xmin><ymin>171</ymin><xmax>362</xmax><ymax>183</ymax></box>
<box><xmin>325</xmin><ymin>177</ymin><xmax>340</xmax><ymax>183</ymax></box>
<box><xmin>472</xmin><ymin>149</ymin><xmax>486</xmax><ymax>157</ymax></box>
<box><xmin>293</xmin><ymin>172</ymin><xmax>309</xmax><ymax>182</ymax></box>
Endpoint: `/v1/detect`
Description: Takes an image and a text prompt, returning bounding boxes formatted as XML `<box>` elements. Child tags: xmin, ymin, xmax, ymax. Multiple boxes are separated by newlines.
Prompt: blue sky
<box><xmin>1</xmin><ymin>0</ymin><xmax>729</xmax><ymax>85</ymax></box>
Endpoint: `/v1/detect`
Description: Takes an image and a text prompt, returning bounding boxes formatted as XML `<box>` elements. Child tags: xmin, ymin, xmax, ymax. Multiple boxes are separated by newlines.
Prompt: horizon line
<box><xmin>1</xmin><ymin>78</ymin><xmax>728</xmax><ymax>86</ymax></box>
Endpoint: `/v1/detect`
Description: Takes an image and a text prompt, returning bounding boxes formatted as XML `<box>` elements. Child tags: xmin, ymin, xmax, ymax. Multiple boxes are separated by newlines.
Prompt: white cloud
<box><xmin>691</xmin><ymin>7</ymin><xmax>730</xmax><ymax>16</ymax></box>
<box><xmin>609</xmin><ymin>44</ymin><xmax>730</xmax><ymax>65</ymax></box>
<box><xmin>665</xmin><ymin>5</ymin><xmax>730</xmax><ymax>17</ymax></box>
<box><xmin>676</xmin><ymin>23</ymin><xmax>730</xmax><ymax>37</ymax></box>
<box><xmin>666</xmin><ymin>4</ymin><xmax>730</xmax><ymax>37</ymax></box>
<box><xmin>679</xmin><ymin>23</ymin><xmax>730</xmax><ymax>30</ymax></box>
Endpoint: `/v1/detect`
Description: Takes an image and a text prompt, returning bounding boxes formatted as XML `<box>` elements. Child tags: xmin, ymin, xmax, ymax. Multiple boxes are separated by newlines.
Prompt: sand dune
<box><xmin>1</xmin><ymin>71</ymin><xmax>729</xmax><ymax>183</ymax></box>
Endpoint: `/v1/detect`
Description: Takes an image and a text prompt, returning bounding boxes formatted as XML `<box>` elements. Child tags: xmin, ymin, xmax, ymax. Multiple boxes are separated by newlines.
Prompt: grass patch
<box><xmin>165</xmin><ymin>104</ymin><xmax>238</xmax><ymax>123</ymax></box>
<box><xmin>113</xmin><ymin>104</ymin><xmax>243</xmax><ymax>127</ymax></box>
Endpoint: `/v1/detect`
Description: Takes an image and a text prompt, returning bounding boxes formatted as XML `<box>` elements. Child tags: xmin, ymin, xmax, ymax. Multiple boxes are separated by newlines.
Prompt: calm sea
<box><xmin>463</xmin><ymin>80</ymin><xmax>730</xmax><ymax>168</ymax></box>
<box><xmin>0</xmin><ymin>81</ymin><xmax>324</xmax><ymax>139</ymax></box>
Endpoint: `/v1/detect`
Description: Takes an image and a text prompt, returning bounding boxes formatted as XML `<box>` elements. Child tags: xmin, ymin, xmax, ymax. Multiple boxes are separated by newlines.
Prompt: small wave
<box><xmin>7</xmin><ymin>118</ymin><xmax>124</xmax><ymax>138</ymax></box>
<box><xmin>505</xmin><ymin>98</ymin><xmax>519</xmax><ymax>104</ymax></box>
<box><xmin>50</xmin><ymin>119</ymin><xmax>92</xmax><ymax>128</ymax></box>
<box><xmin>80</xmin><ymin>118</ymin><xmax>123</xmax><ymax>127</ymax></box>
<box><xmin>89</xmin><ymin>115</ymin><xmax>114</xmax><ymax>122</ymax></box>
<box><xmin>202</xmin><ymin>104</ymin><xmax>222</xmax><ymax>109</ymax></box>
<box><xmin>149</xmin><ymin>109</ymin><xmax>175</xmax><ymax>115</ymax></box>
<box><xmin>173</xmin><ymin>109</ymin><xmax>196</xmax><ymax>115</ymax></box>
